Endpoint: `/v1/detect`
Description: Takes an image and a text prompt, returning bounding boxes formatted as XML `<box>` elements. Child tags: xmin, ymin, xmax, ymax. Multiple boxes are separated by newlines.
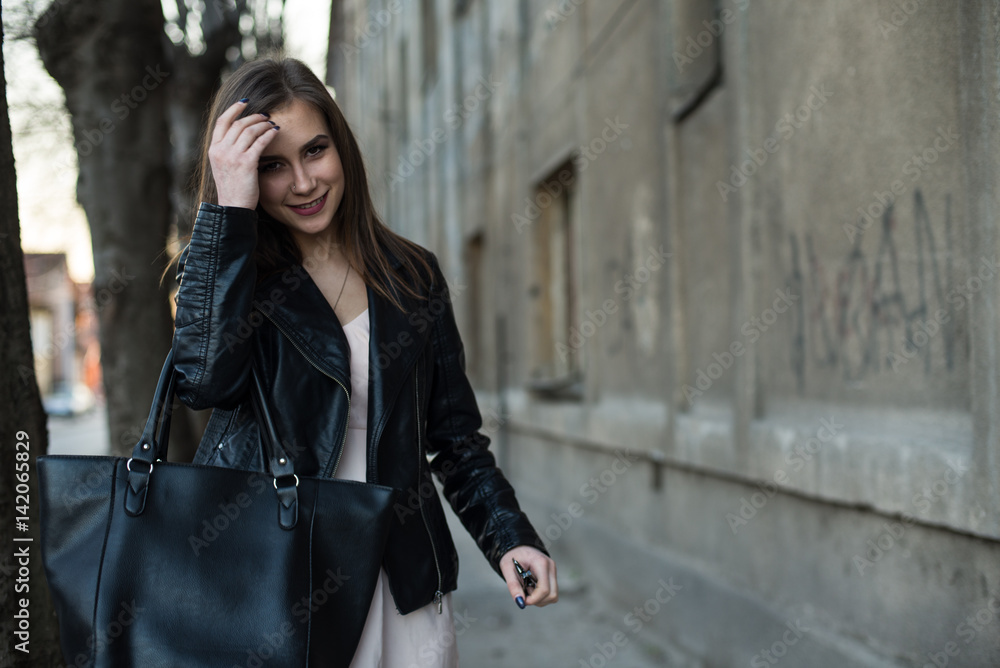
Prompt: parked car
<box><xmin>43</xmin><ymin>383</ymin><xmax>97</xmax><ymax>417</ymax></box>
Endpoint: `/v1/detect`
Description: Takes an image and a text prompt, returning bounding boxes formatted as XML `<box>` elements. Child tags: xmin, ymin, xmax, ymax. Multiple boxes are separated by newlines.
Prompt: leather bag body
<box><xmin>37</xmin><ymin>350</ymin><xmax>397</xmax><ymax>667</ymax></box>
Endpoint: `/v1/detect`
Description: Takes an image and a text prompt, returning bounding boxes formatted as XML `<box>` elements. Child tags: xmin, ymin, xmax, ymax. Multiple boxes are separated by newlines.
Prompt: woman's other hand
<box><xmin>208</xmin><ymin>99</ymin><xmax>279</xmax><ymax>209</ymax></box>
<box><xmin>499</xmin><ymin>545</ymin><xmax>558</xmax><ymax>609</ymax></box>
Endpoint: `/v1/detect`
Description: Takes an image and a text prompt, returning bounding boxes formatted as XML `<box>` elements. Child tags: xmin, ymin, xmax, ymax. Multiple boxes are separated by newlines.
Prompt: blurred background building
<box><xmin>23</xmin><ymin>252</ymin><xmax>100</xmax><ymax>412</ymax></box>
<box><xmin>330</xmin><ymin>1</ymin><xmax>1000</xmax><ymax>666</ymax></box>
<box><xmin>24</xmin><ymin>252</ymin><xmax>76</xmax><ymax>396</ymax></box>
<box><xmin>8</xmin><ymin>0</ymin><xmax>1000</xmax><ymax>665</ymax></box>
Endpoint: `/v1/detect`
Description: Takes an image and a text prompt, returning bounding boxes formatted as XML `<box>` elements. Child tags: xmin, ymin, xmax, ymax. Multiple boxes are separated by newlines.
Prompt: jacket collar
<box><xmin>254</xmin><ymin>257</ymin><xmax>432</xmax><ymax>448</ymax></box>
<box><xmin>254</xmin><ymin>265</ymin><xmax>352</xmax><ymax>385</ymax></box>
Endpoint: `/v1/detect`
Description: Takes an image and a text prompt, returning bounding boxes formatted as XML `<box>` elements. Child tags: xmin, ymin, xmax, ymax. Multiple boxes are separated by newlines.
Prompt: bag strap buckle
<box><xmin>124</xmin><ymin>348</ymin><xmax>300</xmax><ymax>530</ymax></box>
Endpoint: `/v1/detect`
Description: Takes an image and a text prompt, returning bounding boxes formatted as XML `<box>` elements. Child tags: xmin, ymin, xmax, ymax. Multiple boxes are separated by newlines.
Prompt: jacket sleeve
<box><xmin>171</xmin><ymin>203</ymin><xmax>258</xmax><ymax>410</ymax></box>
<box><xmin>423</xmin><ymin>255</ymin><xmax>549</xmax><ymax>576</ymax></box>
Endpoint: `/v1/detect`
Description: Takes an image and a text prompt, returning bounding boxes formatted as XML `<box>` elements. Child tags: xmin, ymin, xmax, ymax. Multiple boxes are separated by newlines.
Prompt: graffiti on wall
<box><xmin>785</xmin><ymin>189</ymin><xmax>966</xmax><ymax>389</ymax></box>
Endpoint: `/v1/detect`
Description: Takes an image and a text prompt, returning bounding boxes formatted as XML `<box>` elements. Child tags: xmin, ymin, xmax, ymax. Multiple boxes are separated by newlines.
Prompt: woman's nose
<box><xmin>291</xmin><ymin>166</ymin><xmax>314</xmax><ymax>195</ymax></box>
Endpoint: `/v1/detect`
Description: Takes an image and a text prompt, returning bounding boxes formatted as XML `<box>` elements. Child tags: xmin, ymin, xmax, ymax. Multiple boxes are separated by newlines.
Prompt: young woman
<box><xmin>170</xmin><ymin>57</ymin><xmax>557</xmax><ymax>666</ymax></box>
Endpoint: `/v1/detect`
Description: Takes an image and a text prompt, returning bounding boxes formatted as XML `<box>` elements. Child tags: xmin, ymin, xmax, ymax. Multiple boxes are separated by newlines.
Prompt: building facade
<box><xmin>333</xmin><ymin>1</ymin><xmax>1000</xmax><ymax>665</ymax></box>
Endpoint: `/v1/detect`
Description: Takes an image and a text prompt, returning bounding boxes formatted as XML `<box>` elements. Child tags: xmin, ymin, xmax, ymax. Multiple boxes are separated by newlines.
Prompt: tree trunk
<box><xmin>0</xmin><ymin>8</ymin><xmax>63</xmax><ymax>665</ymax></box>
<box><xmin>167</xmin><ymin>1</ymin><xmax>241</xmax><ymax>240</ymax></box>
<box><xmin>34</xmin><ymin>0</ymin><xmax>196</xmax><ymax>459</ymax></box>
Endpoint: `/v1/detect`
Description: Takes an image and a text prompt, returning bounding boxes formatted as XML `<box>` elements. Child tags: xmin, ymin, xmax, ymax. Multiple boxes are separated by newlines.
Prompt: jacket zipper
<box><xmin>260</xmin><ymin>307</ymin><xmax>441</xmax><ymax>610</ymax></box>
<box><xmin>414</xmin><ymin>372</ymin><xmax>444</xmax><ymax>613</ymax></box>
<box><xmin>258</xmin><ymin>309</ymin><xmax>350</xmax><ymax>478</ymax></box>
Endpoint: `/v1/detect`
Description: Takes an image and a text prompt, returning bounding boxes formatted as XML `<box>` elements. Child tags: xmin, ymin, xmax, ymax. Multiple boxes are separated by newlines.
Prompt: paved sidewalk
<box><xmin>445</xmin><ymin>508</ymin><xmax>678</xmax><ymax>668</ymax></box>
<box><xmin>45</xmin><ymin>405</ymin><xmax>109</xmax><ymax>456</ymax></box>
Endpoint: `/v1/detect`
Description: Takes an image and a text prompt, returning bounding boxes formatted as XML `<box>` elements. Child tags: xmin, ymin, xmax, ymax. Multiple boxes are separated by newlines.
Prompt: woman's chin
<box><xmin>282</xmin><ymin>214</ymin><xmax>336</xmax><ymax>242</ymax></box>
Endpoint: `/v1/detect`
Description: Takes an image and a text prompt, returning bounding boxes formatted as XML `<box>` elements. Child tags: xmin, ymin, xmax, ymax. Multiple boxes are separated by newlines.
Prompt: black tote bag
<box><xmin>37</xmin><ymin>350</ymin><xmax>398</xmax><ymax>667</ymax></box>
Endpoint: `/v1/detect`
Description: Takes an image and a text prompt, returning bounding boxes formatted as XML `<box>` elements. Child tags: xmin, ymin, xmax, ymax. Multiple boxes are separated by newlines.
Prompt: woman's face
<box><xmin>256</xmin><ymin>98</ymin><xmax>345</xmax><ymax>243</ymax></box>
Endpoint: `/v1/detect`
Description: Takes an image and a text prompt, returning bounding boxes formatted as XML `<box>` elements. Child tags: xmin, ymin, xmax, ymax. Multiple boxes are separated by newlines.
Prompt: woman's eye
<box><xmin>259</xmin><ymin>161</ymin><xmax>281</xmax><ymax>173</ymax></box>
<box><xmin>306</xmin><ymin>145</ymin><xmax>326</xmax><ymax>157</ymax></box>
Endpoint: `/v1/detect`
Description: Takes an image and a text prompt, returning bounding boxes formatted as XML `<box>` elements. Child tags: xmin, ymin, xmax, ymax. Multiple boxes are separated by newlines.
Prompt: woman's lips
<box><xmin>287</xmin><ymin>192</ymin><xmax>328</xmax><ymax>216</ymax></box>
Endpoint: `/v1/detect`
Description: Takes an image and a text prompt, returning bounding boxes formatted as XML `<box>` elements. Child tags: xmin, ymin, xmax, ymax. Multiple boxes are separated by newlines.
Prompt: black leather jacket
<box><xmin>172</xmin><ymin>203</ymin><xmax>546</xmax><ymax>615</ymax></box>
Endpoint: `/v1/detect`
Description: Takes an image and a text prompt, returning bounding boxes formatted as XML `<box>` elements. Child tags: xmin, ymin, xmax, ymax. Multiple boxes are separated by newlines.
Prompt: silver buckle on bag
<box><xmin>126</xmin><ymin>458</ymin><xmax>155</xmax><ymax>474</ymax></box>
<box><xmin>273</xmin><ymin>474</ymin><xmax>300</xmax><ymax>489</ymax></box>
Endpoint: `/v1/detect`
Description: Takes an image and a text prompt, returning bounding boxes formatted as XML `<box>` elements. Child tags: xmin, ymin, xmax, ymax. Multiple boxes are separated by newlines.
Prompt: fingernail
<box><xmin>238</xmin><ymin>98</ymin><xmax>249</xmax><ymax>103</ymax></box>
<box><xmin>515</xmin><ymin>596</ymin><xmax>525</xmax><ymax>609</ymax></box>
<box><xmin>260</xmin><ymin>112</ymin><xmax>270</xmax><ymax>118</ymax></box>
<box><xmin>268</xmin><ymin>120</ymin><xmax>276</xmax><ymax>126</ymax></box>
<box><xmin>272</xmin><ymin>125</ymin><xmax>280</xmax><ymax>130</ymax></box>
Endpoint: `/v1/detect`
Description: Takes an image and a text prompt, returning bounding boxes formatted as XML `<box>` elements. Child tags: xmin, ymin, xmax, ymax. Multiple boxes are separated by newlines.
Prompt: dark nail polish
<box><xmin>268</xmin><ymin>120</ymin><xmax>276</xmax><ymax>126</ymax></box>
<box><xmin>260</xmin><ymin>112</ymin><xmax>270</xmax><ymax>119</ymax></box>
<box><xmin>272</xmin><ymin>125</ymin><xmax>280</xmax><ymax>130</ymax></box>
<box><xmin>515</xmin><ymin>596</ymin><xmax>525</xmax><ymax>609</ymax></box>
<box><xmin>238</xmin><ymin>98</ymin><xmax>249</xmax><ymax>103</ymax></box>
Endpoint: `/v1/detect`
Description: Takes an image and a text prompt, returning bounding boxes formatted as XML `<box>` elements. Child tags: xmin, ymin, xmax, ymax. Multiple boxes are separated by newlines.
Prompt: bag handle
<box><xmin>124</xmin><ymin>348</ymin><xmax>299</xmax><ymax>529</ymax></box>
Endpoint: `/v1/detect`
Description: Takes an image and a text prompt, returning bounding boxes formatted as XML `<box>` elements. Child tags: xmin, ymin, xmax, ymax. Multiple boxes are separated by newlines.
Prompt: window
<box><xmin>528</xmin><ymin>160</ymin><xmax>581</xmax><ymax>398</ymax></box>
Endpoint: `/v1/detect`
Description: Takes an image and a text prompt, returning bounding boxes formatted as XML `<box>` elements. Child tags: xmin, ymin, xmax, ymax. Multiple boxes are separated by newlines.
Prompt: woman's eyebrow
<box><xmin>258</xmin><ymin>134</ymin><xmax>329</xmax><ymax>163</ymax></box>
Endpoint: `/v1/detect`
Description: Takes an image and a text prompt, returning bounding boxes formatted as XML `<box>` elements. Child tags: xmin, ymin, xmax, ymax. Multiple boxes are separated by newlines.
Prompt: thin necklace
<box><xmin>333</xmin><ymin>265</ymin><xmax>350</xmax><ymax>312</ymax></box>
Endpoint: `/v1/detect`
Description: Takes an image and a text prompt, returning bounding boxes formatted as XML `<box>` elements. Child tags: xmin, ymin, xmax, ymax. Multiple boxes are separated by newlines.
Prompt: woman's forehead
<box><xmin>267</xmin><ymin>98</ymin><xmax>326</xmax><ymax>130</ymax></box>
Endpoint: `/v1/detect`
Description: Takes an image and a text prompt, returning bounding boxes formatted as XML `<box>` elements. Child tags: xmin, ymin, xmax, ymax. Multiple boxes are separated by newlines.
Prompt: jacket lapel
<box><xmin>366</xmin><ymin>281</ymin><xmax>432</xmax><ymax>463</ymax></box>
<box><xmin>253</xmin><ymin>267</ymin><xmax>352</xmax><ymax>384</ymax></box>
<box><xmin>256</xmin><ymin>261</ymin><xmax>431</xmax><ymax>480</ymax></box>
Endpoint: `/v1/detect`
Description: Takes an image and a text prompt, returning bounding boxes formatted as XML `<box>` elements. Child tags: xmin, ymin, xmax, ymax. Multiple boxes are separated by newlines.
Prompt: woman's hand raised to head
<box><xmin>208</xmin><ymin>99</ymin><xmax>279</xmax><ymax>210</ymax></box>
<box><xmin>499</xmin><ymin>545</ymin><xmax>558</xmax><ymax>609</ymax></box>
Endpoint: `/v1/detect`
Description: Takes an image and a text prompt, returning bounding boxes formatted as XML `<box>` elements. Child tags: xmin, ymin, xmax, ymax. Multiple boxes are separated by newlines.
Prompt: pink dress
<box><xmin>337</xmin><ymin>309</ymin><xmax>460</xmax><ymax>668</ymax></box>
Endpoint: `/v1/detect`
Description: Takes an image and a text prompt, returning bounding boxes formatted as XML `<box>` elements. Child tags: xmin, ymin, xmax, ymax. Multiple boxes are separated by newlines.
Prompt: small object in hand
<box><xmin>512</xmin><ymin>558</ymin><xmax>537</xmax><ymax>593</ymax></box>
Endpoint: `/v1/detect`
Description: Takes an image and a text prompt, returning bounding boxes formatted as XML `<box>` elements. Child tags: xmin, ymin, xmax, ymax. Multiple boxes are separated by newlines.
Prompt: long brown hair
<box><xmin>185</xmin><ymin>57</ymin><xmax>430</xmax><ymax>310</ymax></box>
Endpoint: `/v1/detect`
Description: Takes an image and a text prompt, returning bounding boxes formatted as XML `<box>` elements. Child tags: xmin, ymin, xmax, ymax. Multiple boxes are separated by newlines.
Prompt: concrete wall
<box><xmin>335</xmin><ymin>1</ymin><xmax>1000</xmax><ymax>665</ymax></box>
